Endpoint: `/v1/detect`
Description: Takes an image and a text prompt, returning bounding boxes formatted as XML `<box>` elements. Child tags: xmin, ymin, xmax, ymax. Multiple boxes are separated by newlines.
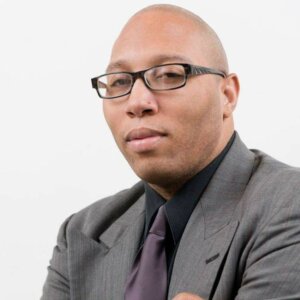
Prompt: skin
<box><xmin>103</xmin><ymin>5</ymin><xmax>239</xmax><ymax>299</ymax></box>
<box><xmin>172</xmin><ymin>292</ymin><xmax>205</xmax><ymax>300</ymax></box>
<box><xmin>104</xmin><ymin>5</ymin><xmax>239</xmax><ymax>200</ymax></box>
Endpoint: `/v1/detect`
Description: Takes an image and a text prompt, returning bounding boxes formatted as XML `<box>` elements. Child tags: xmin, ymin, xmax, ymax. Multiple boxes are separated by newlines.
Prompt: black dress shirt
<box><xmin>142</xmin><ymin>132</ymin><xmax>236</xmax><ymax>282</ymax></box>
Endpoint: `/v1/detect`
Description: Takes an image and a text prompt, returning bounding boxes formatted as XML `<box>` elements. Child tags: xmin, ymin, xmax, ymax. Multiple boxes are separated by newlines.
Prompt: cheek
<box><xmin>174</xmin><ymin>91</ymin><xmax>221</xmax><ymax>129</ymax></box>
<box><xmin>171</xmin><ymin>91</ymin><xmax>223</xmax><ymax>151</ymax></box>
<box><xmin>102</xmin><ymin>102</ymin><xmax>110</xmax><ymax>126</ymax></box>
<box><xmin>103</xmin><ymin>102</ymin><xmax>113</xmax><ymax>127</ymax></box>
<box><xmin>102</xmin><ymin>103</ymin><xmax>125</xmax><ymax>151</ymax></box>
<box><xmin>103</xmin><ymin>102</ymin><xmax>120</xmax><ymax>133</ymax></box>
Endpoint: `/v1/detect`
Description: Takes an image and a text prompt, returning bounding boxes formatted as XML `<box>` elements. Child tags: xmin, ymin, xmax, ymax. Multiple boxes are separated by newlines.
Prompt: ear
<box><xmin>221</xmin><ymin>73</ymin><xmax>240</xmax><ymax>119</ymax></box>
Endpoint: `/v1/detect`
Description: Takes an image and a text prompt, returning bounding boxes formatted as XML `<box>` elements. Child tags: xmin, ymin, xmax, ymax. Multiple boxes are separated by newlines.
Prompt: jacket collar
<box><xmin>168</xmin><ymin>133</ymin><xmax>256</xmax><ymax>299</ymax></box>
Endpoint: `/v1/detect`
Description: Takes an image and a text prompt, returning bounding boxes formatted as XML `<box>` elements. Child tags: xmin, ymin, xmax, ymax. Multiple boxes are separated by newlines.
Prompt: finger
<box><xmin>172</xmin><ymin>292</ymin><xmax>205</xmax><ymax>300</ymax></box>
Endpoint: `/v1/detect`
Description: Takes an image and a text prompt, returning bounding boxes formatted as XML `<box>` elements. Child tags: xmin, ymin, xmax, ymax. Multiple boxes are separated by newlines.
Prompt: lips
<box><xmin>125</xmin><ymin>127</ymin><xmax>167</xmax><ymax>153</ymax></box>
<box><xmin>126</xmin><ymin>128</ymin><xmax>166</xmax><ymax>141</ymax></box>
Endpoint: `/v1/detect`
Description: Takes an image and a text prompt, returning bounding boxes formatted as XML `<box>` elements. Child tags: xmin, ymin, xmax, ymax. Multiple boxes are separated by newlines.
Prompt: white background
<box><xmin>0</xmin><ymin>0</ymin><xmax>299</xmax><ymax>298</ymax></box>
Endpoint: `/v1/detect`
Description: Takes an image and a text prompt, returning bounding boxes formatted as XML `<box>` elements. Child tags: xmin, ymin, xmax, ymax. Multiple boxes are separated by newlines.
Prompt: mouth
<box><xmin>125</xmin><ymin>127</ymin><xmax>167</xmax><ymax>153</ymax></box>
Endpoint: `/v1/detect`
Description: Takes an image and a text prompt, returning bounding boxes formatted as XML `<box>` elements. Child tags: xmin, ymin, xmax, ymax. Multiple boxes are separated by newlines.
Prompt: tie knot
<box><xmin>149</xmin><ymin>205</ymin><xmax>167</xmax><ymax>237</ymax></box>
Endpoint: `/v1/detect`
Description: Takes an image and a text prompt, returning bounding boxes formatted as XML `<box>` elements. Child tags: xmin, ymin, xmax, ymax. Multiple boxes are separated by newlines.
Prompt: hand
<box><xmin>172</xmin><ymin>292</ymin><xmax>205</xmax><ymax>300</ymax></box>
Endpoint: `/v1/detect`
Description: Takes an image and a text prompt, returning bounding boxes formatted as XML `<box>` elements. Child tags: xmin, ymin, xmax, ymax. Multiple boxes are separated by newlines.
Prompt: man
<box><xmin>41</xmin><ymin>4</ymin><xmax>300</xmax><ymax>300</ymax></box>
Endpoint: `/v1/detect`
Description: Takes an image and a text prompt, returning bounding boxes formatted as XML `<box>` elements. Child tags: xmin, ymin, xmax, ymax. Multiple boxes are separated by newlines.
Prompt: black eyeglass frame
<box><xmin>91</xmin><ymin>63</ymin><xmax>227</xmax><ymax>99</ymax></box>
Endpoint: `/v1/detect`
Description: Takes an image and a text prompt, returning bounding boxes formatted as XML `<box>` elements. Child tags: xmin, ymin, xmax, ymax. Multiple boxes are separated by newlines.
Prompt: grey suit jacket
<box><xmin>41</xmin><ymin>135</ymin><xmax>300</xmax><ymax>300</ymax></box>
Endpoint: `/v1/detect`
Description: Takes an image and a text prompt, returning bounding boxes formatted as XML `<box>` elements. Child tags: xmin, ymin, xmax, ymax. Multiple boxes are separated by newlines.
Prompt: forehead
<box><xmin>108</xmin><ymin>10</ymin><xmax>208</xmax><ymax>72</ymax></box>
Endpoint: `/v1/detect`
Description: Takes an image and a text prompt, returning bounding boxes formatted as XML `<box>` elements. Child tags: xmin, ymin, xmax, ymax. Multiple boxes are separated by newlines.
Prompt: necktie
<box><xmin>124</xmin><ymin>205</ymin><xmax>168</xmax><ymax>300</ymax></box>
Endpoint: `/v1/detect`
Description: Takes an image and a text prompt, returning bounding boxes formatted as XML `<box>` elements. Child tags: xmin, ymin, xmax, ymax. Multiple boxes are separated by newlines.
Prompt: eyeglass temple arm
<box><xmin>190</xmin><ymin>65</ymin><xmax>226</xmax><ymax>78</ymax></box>
<box><xmin>91</xmin><ymin>78</ymin><xmax>98</xmax><ymax>89</ymax></box>
<box><xmin>91</xmin><ymin>77</ymin><xmax>107</xmax><ymax>89</ymax></box>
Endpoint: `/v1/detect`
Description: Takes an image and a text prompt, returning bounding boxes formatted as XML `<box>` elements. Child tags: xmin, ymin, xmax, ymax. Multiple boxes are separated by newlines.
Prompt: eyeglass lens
<box><xmin>96</xmin><ymin>64</ymin><xmax>186</xmax><ymax>98</ymax></box>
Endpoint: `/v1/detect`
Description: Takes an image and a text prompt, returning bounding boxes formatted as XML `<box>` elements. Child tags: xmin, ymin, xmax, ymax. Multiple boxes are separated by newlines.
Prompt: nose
<box><xmin>125</xmin><ymin>78</ymin><xmax>159</xmax><ymax>118</ymax></box>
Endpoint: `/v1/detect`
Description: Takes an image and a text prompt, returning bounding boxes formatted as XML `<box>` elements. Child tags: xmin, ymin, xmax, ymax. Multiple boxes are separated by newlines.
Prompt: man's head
<box><xmin>102</xmin><ymin>4</ymin><xmax>239</xmax><ymax>199</ymax></box>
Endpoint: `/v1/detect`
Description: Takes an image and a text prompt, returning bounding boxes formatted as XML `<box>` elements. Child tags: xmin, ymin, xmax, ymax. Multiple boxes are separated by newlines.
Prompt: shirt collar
<box><xmin>143</xmin><ymin>131</ymin><xmax>236</xmax><ymax>245</ymax></box>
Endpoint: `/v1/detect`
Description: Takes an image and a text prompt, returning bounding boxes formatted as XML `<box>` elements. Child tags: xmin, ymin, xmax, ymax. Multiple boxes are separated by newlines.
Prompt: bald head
<box><xmin>110</xmin><ymin>4</ymin><xmax>229</xmax><ymax>73</ymax></box>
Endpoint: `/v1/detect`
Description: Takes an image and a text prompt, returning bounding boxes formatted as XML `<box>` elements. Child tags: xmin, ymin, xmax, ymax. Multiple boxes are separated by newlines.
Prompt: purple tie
<box><xmin>124</xmin><ymin>205</ymin><xmax>168</xmax><ymax>300</ymax></box>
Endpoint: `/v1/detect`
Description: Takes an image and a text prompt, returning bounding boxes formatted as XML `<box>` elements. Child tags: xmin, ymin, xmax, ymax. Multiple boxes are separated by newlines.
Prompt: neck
<box><xmin>148</xmin><ymin>169</ymin><xmax>201</xmax><ymax>201</ymax></box>
<box><xmin>148</xmin><ymin>180</ymin><xmax>187</xmax><ymax>201</ymax></box>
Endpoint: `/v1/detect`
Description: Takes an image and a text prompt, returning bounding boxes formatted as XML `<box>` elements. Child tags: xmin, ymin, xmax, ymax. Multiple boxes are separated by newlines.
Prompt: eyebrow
<box><xmin>106</xmin><ymin>54</ymin><xmax>193</xmax><ymax>73</ymax></box>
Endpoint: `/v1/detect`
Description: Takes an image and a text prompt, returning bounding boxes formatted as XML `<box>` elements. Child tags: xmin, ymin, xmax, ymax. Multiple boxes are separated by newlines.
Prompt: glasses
<box><xmin>91</xmin><ymin>63</ymin><xmax>226</xmax><ymax>99</ymax></box>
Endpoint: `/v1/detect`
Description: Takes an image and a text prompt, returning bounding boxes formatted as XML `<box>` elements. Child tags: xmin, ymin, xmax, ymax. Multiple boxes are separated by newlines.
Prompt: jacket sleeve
<box><xmin>235</xmin><ymin>199</ymin><xmax>300</xmax><ymax>300</ymax></box>
<box><xmin>41</xmin><ymin>215</ymin><xmax>73</xmax><ymax>300</ymax></box>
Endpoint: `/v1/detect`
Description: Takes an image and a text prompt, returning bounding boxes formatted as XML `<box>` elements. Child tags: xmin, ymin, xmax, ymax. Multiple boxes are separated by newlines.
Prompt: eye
<box><xmin>110</xmin><ymin>77</ymin><xmax>131</xmax><ymax>87</ymax></box>
<box><xmin>148</xmin><ymin>65</ymin><xmax>186</xmax><ymax>83</ymax></box>
<box><xmin>106</xmin><ymin>73</ymin><xmax>132</xmax><ymax>89</ymax></box>
<box><xmin>156</xmin><ymin>71</ymin><xmax>182</xmax><ymax>79</ymax></box>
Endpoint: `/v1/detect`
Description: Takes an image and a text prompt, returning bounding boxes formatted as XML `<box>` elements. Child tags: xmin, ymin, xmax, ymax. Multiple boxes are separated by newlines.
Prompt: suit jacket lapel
<box><xmin>168</xmin><ymin>134</ymin><xmax>256</xmax><ymax>299</ymax></box>
<box><xmin>69</xmin><ymin>194</ymin><xmax>146</xmax><ymax>300</ymax></box>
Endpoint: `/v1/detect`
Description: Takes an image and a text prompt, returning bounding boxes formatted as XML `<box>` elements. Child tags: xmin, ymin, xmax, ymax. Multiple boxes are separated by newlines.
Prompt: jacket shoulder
<box><xmin>240</xmin><ymin>150</ymin><xmax>300</xmax><ymax>223</ymax></box>
<box><xmin>65</xmin><ymin>181</ymin><xmax>145</xmax><ymax>239</ymax></box>
<box><xmin>251</xmin><ymin>149</ymin><xmax>300</xmax><ymax>189</ymax></box>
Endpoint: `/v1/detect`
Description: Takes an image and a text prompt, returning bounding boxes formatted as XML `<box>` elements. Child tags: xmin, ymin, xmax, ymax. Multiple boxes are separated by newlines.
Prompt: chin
<box><xmin>131</xmin><ymin>163</ymin><xmax>170</xmax><ymax>184</ymax></box>
<box><xmin>131</xmin><ymin>162</ymin><xmax>188</xmax><ymax>187</ymax></box>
